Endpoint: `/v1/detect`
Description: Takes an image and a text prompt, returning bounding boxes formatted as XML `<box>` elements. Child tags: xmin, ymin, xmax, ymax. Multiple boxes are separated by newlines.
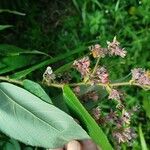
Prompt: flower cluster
<box><xmin>89</xmin><ymin>37</ymin><xmax>127</xmax><ymax>59</ymax></box>
<box><xmin>108</xmin><ymin>89</ymin><xmax>123</xmax><ymax>101</ymax></box>
<box><xmin>107</xmin><ymin>37</ymin><xmax>127</xmax><ymax>58</ymax></box>
<box><xmin>95</xmin><ymin>67</ymin><xmax>109</xmax><ymax>84</ymax></box>
<box><xmin>73</xmin><ymin>37</ymin><xmax>127</xmax><ymax>81</ymax></box>
<box><xmin>104</xmin><ymin>108</ymin><xmax>136</xmax><ymax>145</ymax></box>
<box><xmin>89</xmin><ymin>44</ymin><xmax>107</xmax><ymax>58</ymax></box>
<box><xmin>105</xmin><ymin>109</ymin><xmax>131</xmax><ymax>126</ymax></box>
<box><xmin>113</xmin><ymin>127</ymin><xmax>136</xmax><ymax>144</ymax></box>
<box><xmin>41</xmin><ymin>37</ymin><xmax>149</xmax><ymax>148</ymax></box>
<box><xmin>90</xmin><ymin>66</ymin><xmax>109</xmax><ymax>84</ymax></box>
<box><xmin>92</xmin><ymin>106</ymin><xmax>101</xmax><ymax>121</ymax></box>
<box><xmin>73</xmin><ymin>56</ymin><xmax>90</xmax><ymax>77</ymax></box>
<box><xmin>131</xmin><ymin>68</ymin><xmax>150</xmax><ymax>85</ymax></box>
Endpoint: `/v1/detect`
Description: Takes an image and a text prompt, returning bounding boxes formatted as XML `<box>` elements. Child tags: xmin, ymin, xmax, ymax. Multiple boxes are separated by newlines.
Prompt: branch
<box><xmin>0</xmin><ymin>76</ymin><xmax>149</xmax><ymax>90</ymax></box>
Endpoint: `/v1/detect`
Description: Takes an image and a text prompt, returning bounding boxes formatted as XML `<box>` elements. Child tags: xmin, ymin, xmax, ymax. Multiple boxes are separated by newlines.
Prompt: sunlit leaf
<box><xmin>0</xmin><ymin>82</ymin><xmax>89</xmax><ymax>149</ymax></box>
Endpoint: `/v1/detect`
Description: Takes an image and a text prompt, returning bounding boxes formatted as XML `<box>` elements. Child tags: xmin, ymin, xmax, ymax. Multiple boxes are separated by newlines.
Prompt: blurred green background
<box><xmin>0</xmin><ymin>0</ymin><xmax>150</xmax><ymax>149</ymax></box>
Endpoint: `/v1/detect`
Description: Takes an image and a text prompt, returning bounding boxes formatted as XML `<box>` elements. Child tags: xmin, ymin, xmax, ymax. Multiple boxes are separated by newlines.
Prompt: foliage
<box><xmin>0</xmin><ymin>0</ymin><xmax>150</xmax><ymax>150</ymax></box>
<box><xmin>0</xmin><ymin>82</ymin><xmax>89</xmax><ymax>149</ymax></box>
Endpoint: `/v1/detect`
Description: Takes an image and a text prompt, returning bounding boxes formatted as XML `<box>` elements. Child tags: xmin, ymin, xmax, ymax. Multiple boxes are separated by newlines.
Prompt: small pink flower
<box><xmin>89</xmin><ymin>44</ymin><xmax>107</xmax><ymax>58</ymax></box>
<box><xmin>107</xmin><ymin>37</ymin><xmax>127</xmax><ymax>58</ymax></box>
<box><xmin>113</xmin><ymin>127</ymin><xmax>136</xmax><ymax>144</ymax></box>
<box><xmin>108</xmin><ymin>89</ymin><xmax>123</xmax><ymax>100</ymax></box>
<box><xmin>95</xmin><ymin>67</ymin><xmax>109</xmax><ymax>83</ymax></box>
<box><xmin>73</xmin><ymin>56</ymin><xmax>90</xmax><ymax>77</ymax></box>
<box><xmin>131</xmin><ymin>68</ymin><xmax>150</xmax><ymax>85</ymax></box>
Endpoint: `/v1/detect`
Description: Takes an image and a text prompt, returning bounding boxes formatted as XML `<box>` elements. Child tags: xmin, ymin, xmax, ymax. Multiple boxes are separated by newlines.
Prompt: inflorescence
<box><xmin>42</xmin><ymin>37</ymin><xmax>150</xmax><ymax>147</ymax></box>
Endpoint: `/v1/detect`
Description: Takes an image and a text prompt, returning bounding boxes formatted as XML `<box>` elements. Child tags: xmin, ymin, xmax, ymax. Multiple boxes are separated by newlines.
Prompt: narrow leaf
<box><xmin>0</xmin><ymin>44</ymin><xmax>49</xmax><ymax>56</ymax></box>
<box><xmin>0</xmin><ymin>82</ymin><xmax>89</xmax><ymax>149</ymax></box>
<box><xmin>11</xmin><ymin>46</ymin><xmax>86</xmax><ymax>79</ymax></box>
<box><xmin>143</xmin><ymin>94</ymin><xmax>150</xmax><ymax>119</ymax></box>
<box><xmin>0</xmin><ymin>55</ymin><xmax>36</xmax><ymax>74</ymax></box>
<box><xmin>63</xmin><ymin>85</ymin><xmax>113</xmax><ymax>150</ymax></box>
<box><xmin>0</xmin><ymin>9</ymin><xmax>25</xmax><ymax>16</ymax></box>
<box><xmin>139</xmin><ymin>124</ymin><xmax>148</xmax><ymax>150</ymax></box>
<box><xmin>0</xmin><ymin>25</ymin><xmax>12</xmax><ymax>31</ymax></box>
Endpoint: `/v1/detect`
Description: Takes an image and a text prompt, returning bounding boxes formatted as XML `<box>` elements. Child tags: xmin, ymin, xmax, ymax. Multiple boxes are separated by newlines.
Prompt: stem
<box><xmin>91</xmin><ymin>57</ymin><xmax>101</xmax><ymax>76</ymax></box>
<box><xmin>0</xmin><ymin>76</ymin><xmax>150</xmax><ymax>90</ymax></box>
<box><xmin>0</xmin><ymin>76</ymin><xmax>23</xmax><ymax>85</ymax></box>
<box><xmin>48</xmin><ymin>83</ymin><xmax>64</xmax><ymax>88</ymax></box>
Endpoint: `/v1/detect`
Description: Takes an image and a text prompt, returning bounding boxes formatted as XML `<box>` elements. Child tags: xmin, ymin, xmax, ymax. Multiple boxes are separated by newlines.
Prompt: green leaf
<box><xmin>0</xmin><ymin>55</ymin><xmax>36</xmax><ymax>74</ymax></box>
<box><xmin>0</xmin><ymin>82</ymin><xmax>89</xmax><ymax>149</ymax></box>
<box><xmin>63</xmin><ymin>85</ymin><xmax>113</xmax><ymax>150</ymax></box>
<box><xmin>54</xmin><ymin>62</ymin><xmax>72</xmax><ymax>74</ymax></box>
<box><xmin>23</xmin><ymin>79</ymin><xmax>52</xmax><ymax>104</ymax></box>
<box><xmin>0</xmin><ymin>45</ymin><xmax>24</xmax><ymax>55</ymax></box>
<box><xmin>10</xmin><ymin>45</ymin><xmax>86</xmax><ymax>79</ymax></box>
<box><xmin>0</xmin><ymin>45</ymin><xmax>47</xmax><ymax>74</ymax></box>
<box><xmin>0</xmin><ymin>44</ymin><xmax>49</xmax><ymax>56</ymax></box>
<box><xmin>52</xmin><ymin>94</ymin><xmax>69</xmax><ymax>114</ymax></box>
<box><xmin>0</xmin><ymin>25</ymin><xmax>13</xmax><ymax>31</ymax></box>
<box><xmin>23</xmin><ymin>147</ymin><xmax>33</xmax><ymax>150</ymax></box>
<box><xmin>143</xmin><ymin>94</ymin><xmax>150</xmax><ymax>119</ymax></box>
<box><xmin>3</xmin><ymin>139</ymin><xmax>20</xmax><ymax>150</ymax></box>
<box><xmin>0</xmin><ymin>9</ymin><xmax>25</xmax><ymax>16</ymax></box>
<box><xmin>139</xmin><ymin>124</ymin><xmax>148</xmax><ymax>150</ymax></box>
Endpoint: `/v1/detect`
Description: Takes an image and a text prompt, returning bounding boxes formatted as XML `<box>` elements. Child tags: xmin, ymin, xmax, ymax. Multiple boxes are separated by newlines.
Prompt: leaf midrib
<box><xmin>0</xmin><ymin>88</ymin><xmax>61</xmax><ymax>133</ymax></box>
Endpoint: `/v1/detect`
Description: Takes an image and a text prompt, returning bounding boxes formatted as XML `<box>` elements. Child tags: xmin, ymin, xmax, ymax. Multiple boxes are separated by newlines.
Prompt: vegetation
<box><xmin>0</xmin><ymin>0</ymin><xmax>150</xmax><ymax>150</ymax></box>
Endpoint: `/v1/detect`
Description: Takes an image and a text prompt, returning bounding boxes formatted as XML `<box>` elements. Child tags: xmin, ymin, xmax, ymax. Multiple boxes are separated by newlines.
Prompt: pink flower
<box><xmin>95</xmin><ymin>67</ymin><xmax>109</xmax><ymax>83</ymax></box>
<box><xmin>107</xmin><ymin>37</ymin><xmax>127</xmax><ymax>58</ymax></box>
<box><xmin>113</xmin><ymin>127</ymin><xmax>136</xmax><ymax>144</ymax></box>
<box><xmin>73</xmin><ymin>56</ymin><xmax>90</xmax><ymax>77</ymax></box>
<box><xmin>131</xmin><ymin>68</ymin><xmax>150</xmax><ymax>85</ymax></box>
<box><xmin>89</xmin><ymin>44</ymin><xmax>107</xmax><ymax>58</ymax></box>
<box><xmin>108</xmin><ymin>89</ymin><xmax>123</xmax><ymax>100</ymax></box>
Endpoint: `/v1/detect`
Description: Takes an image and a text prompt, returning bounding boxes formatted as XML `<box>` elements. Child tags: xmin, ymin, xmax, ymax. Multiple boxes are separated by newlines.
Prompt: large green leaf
<box><xmin>23</xmin><ymin>79</ymin><xmax>52</xmax><ymax>104</ymax></box>
<box><xmin>0</xmin><ymin>82</ymin><xmax>89</xmax><ymax>149</ymax></box>
<box><xmin>63</xmin><ymin>85</ymin><xmax>113</xmax><ymax>150</ymax></box>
